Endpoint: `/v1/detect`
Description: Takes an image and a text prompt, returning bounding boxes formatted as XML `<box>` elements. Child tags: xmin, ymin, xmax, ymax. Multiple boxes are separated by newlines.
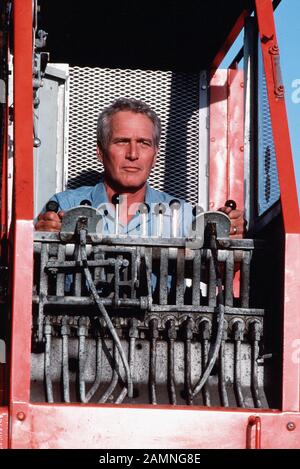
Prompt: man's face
<box><xmin>97</xmin><ymin>111</ymin><xmax>158</xmax><ymax>192</ymax></box>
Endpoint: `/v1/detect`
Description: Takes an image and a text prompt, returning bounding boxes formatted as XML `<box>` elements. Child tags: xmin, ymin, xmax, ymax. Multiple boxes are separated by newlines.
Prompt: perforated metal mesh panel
<box><xmin>68</xmin><ymin>67</ymin><xmax>200</xmax><ymax>204</ymax></box>
<box><xmin>257</xmin><ymin>48</ymin><xmax>280</xmax><ymax>215</ymax></box>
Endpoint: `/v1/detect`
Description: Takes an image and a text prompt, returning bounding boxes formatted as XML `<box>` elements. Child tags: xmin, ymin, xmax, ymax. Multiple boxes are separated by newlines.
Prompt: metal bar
<box><xmin>200</xmin><ymin>319</ymin><xmax>211</xmax><ymax>406</ymax></box>
<box><xmin>114</xmin><ymin>255</ymin><xmax>122</xmax><ymax>303</ymax></box>
<box><xmin>159</xmin><ymin>248</ymin><xmax>169</xmax><ymax>305</ymax></box>
<box><xmin>130</xmin><ymin>250</ymin><xmax>136</xmax><ymax>298</ymax></box>
<box><xmin>192</xmin><ymin>249</ymin><xmax>201</xmax><ymax>306</ymax></box>
<box><xmin>250</xmin><ymin>321</ymin><xmax>262</xmax><ymax>408</ymax></box>
<box><xmin>34</xmin><ymin>234</ymin><xmax>266</xmax><ymax>250</ymax></box>
<box><xmin>208</xmin><ymin>252</ymin><xmax>216</xmax><ymax>307</ymax></box>
<box><xmin>10</xmin><ymin>1</ymin><xmax>34</xmax><ymax>410</ymax></box>
<box><xmin>233</xmin><ymin>320</ymin><xmax>245</xmax><ymax>407</ymax></box>
<box><xmin>234</xmin><ymin>339</ymin><xmax>244</xmax><ymax>407</ymax></box>
<box><xmin>32</xmin><ymin>295</ymin><xmax>265</xmax><ymax>316</ymax></box>
<box><xmin>73</xmin><ymin>243</ymin><xmax>82</xmax><ymax>297</ymax></box>
<box><xmin>85</xmin><ymin>334</ymin><xmax>102</xmax><ymax>403</ymax></box>
<box><xmin>94</xmin><ymin>247</ymin><xmax>106</xmax><ymax>286</ymax></box>
<box><xmin>44</xmin><ymin>318</ymin><xmax>54</xmax><ymax>403</ymax></box>
<box><xmin>38</xmin><ymin>243</ymin><xmax>49</xmax><ymax>342</ymax></box>
<box><xmin>98</xmin><ymin>344</ymin><xmax>119</xmax><ymax>404</ymax></box>
<box><xmin>184</xmin><ymin>318</ymin><xmax>194</xmax><ymax>405</ymax></box>
<box><xmin>198</xmin><ymin>70</ymin><xmax>209</xmax><ymax>210</ymax></box>
<box><xmin>167</xmin><ymin>320</ymin><xmax>177</xmax><ymax>405</ymax></box>
<box><xmin>61</xmin><ymin>317</ymin><xmax>70</xmax><ymax>403</ymax></box>
<box><xmin>47</xmin><ymin>259</ymin><xmax>120</xmax><ymax>269</ymax></box>
<box><xmin>143</xmin><ymin>247</ymin><xmax>153</xmax><ymax>306</ymax></box>
<box><xmin>56</xmin><ymin>244</ymin><xmax>66</xmax><ymax>296</ymax></box>
<box><xmin>33</xmin><ymin>296</ymin><xmax>145</xmax><ymax>308</ymax></box>
<box><xmin>116</xmin><ymin>318</ymin><xmax>138</xmax><ymax>404</ymax></box>
<box><xmin>74</xmin><ymin>270</ymin><xmax>82</xmax><ymax>296</ymax></box>
<box><xmin>139</xmin><ymin>203</ymin><xmax>148</xmax><ymax>237</ymax></box>
<box><xmin>228</xmin><ymin>47</ymin><xmax>244</xmax><ymax>69</ymax></box>
<box><xmin>78</xmin><ymin>318</ymin><xmax>88</xmax><ymax>403</ymax></box>
<box><xmin>149</xmin><ymin>318</ymin><xmax>158</xmax><ymax>405</ymax></box>
<box><xmin>255</xmin><ymin>0</ymin><xmax>299</xmax><ymax>230</ymax></box>
<box><xmin>240</xmin><ymin>251</ymin><xmax>252</xmax><ymax>308</ymax></box>
<box><xmin>218</xmin><ymin>325</ymin><xmax>229</xmax><ymax>407</ymax></box>
<box><xmin>244</xmin><ymin>17</ymin><xmax>256</xmax><ymax>231</ymax></box>
<box><xmin>115</xmin><ymin>386</ymin><xmax>128</xmax><ymax>404</ymax></box>
<box><xmin>176</xmin><ymin>248</ymin><xmax>185</xmax><ymax>306</ymax></box>
<box><xmin>202</xmin><ymin>339</ymin><xmax>210</xmax><ymax>406</ymax></box>
<box><xmin>225</xmin><ymin>251</ymin><xmax>234</xmax><ymax>306</ymax></box>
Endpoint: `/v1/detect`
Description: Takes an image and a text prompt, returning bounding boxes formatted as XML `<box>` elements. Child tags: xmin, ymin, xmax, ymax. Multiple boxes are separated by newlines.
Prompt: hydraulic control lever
<box><xmin>225</xmin><ymin>199</ymin><xmax>237</xmax><ymax>210</ymax></box>
<box><xmin>45</xmin><ymin>200</ymin><xmax>59</xmax><ymax>213</ymax></box>
<box><xmin>59</xmin><ymin>200</ymin><xmax>102</xmax><ymax>242</ymax></box>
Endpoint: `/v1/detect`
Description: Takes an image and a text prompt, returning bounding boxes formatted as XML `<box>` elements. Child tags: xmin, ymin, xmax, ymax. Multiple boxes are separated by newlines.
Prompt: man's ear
<box><xmin>97</xmin><ymin>145</ymin><xmax>104</xmax><ymax>163</ymax></box>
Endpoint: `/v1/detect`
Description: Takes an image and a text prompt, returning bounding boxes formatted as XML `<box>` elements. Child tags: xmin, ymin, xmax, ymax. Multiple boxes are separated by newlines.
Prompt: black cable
<box><xmin>192</xmin><ymin>223</ymin><xmax>225</xmax><ymax>399</ymax></box>
<box><xmin>79</xmin><ymin>229</ymin><xmax>133</xmax><ymax>399</ymax></box>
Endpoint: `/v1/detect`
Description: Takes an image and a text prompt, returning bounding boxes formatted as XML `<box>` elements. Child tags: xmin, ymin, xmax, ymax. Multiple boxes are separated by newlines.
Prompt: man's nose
<box><xmin>126</xmin><ymin>141</ymin><xmax>139</xmax><ymax>160</ymax></box>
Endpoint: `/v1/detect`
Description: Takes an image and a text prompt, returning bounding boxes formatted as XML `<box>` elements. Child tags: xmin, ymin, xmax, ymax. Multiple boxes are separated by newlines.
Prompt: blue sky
<box><xmin>276</xmin><ymin>0</ymin><xmax>300</xmax><ymax>205</ymax></box>
<box><xmin>222</xmin><ymin>0</ymin><xmax>300</xmax><ymax>206</ymax></box>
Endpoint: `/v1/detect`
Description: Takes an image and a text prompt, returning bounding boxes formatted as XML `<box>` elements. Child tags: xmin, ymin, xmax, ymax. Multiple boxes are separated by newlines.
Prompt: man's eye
<box><xmin>140</xmin><ymin>141</ymin><xmax>151</xmax><ymax>146</ymax></box>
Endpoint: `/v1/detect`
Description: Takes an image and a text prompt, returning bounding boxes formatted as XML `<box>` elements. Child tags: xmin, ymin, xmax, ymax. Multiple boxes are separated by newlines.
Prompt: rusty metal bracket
<box><xmin>268</xmin><ymin>43</ymin><xmax>284</xmax><ymax>98</ymax></box>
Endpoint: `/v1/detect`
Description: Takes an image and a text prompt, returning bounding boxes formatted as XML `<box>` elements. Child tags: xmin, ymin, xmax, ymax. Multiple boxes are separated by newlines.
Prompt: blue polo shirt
<box><xmin>46</xmin><ymin>181</ymin><xmax>192</xmax><ymax>237</ymax></box>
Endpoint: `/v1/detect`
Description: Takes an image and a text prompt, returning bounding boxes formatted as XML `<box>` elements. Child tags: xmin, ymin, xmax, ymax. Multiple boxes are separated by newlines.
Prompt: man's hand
<box><xmin>35</xmin><ymin>210</ymin><xmax>65</xmax><ymax>232</ymax></box>
<box><xmin>218</xmin><ymin>205</ymin><xmax>246</xmax><ymax>238</ymax></box>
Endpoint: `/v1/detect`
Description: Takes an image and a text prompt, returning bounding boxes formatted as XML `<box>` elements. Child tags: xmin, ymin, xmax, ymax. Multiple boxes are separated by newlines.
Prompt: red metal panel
<box><xmin>227</xmin><ymin>69</ymin><xmax>244</xmax><ymax>211</ymax></box>
<box><xmin>281</xmin><ymin>234</ymin><xmax>300</xmax><ymax>411</ymax></box>
<box><xmin>9</xmin><ymin>404</ymin><xmax>300</xmax><ymax>449</ymax></box>
<box><xmin>9</xmin><ymin>221</ymin><xmax>33</xmax><ymax>404</ymax></box>
<box><xmin>255</xmin><ymin>0</ymin><xmax>300</xmax><ymax>412</ymax></box>
<box><xmin>0</xmin><ymin>407</ymin><xmax>8</xmax><ymax>449</ymax></box>
<box><xmin>255</xmin><ymin>0</ymin><xmax>300</xmax><ymax>233</ymax></box>
<box><xmin>209</xmin><ymin>70</ymin><xmax>228</xmax><ymax>210</ymax></box>
<box><xmin>0</xmin><ymin>108</ymin><xmax>8</xmax><ymax>239</ymax></box>
<box><xmin>9</xmin><ymin>0</ymin><xmax>33</xmax><ymax>448</ymax></box>
<box><xmin>13</xmin><ymin>0</ymin><xmax>33</xmax><ymax>221</ymax></box>
<box><xmin>209</xmin><ymin>69</ymin><xmax>244</xmax><ymax>211</ymax></box>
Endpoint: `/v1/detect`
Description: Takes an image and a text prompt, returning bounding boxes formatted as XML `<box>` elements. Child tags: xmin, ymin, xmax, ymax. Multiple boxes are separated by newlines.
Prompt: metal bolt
<box><xmin>240</xmin><ymin>82</ymin><xmax>244</xmax><ymax>88</ymax></box>
<box><xmin>17</xmin><ymin>411</ymin><xmax>26</xmax><ymax>421</ymax></box>
<box><xmin>210</xmin><ymin>137</ymin><xmax>215</xmax><ymax>142</ymax></box>
<box><xmin>287</xmin><ymin>422</ymin><xmax>296</xmax><ymax>431</ymax></box>
<box><xmin>240</xmin><ymin>146</ymin><xmax>244</xmax><ymax>152</ymax></box>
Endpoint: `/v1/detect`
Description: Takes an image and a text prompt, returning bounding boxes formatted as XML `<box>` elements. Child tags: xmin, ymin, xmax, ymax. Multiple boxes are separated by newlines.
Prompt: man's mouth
<box><xmin>122</xmin><ymin>167</ymin><xmax>141</xmax><ymax>173</ymax></box>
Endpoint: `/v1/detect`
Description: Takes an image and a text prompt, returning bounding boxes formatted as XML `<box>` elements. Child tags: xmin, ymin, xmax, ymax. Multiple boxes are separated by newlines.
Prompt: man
<box><xmin>35</xmin><ymin>98</ymin><xmax>245</xmax><ymax>235</ymax></box>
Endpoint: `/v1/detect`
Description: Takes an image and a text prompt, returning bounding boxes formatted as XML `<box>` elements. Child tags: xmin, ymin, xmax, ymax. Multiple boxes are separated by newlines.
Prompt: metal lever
<box><xmin>169</xmin><ymin>199</ymin><xmax>181</xmax><ymax>237</ymax></box>
<box><xmin>46</xmin><ymin>200</ymin><xmax>59</xmax><ymax>213</ymax></box>
<box><xmin>225</xmin><ymin>199</ymin><xmax>237</xmax><ymax>210</ymax></box>
<box><xmin>139</xmin><ymin>203</ymin><xmax>150</xmax><ymax>237</ymax></box>
<box><xmin>80</xmin><ymin>199</ymin><xmax>92</xmax><ymax>206</ymax></box>
<box><xmin>154</xmin><ymin>203</ymin><xmax>166</xmax><ymax>237</ymax></box>
<box><xmin>112</xmin><ymin>194</ymin><xmax>120</xmax><ymax>235</ymax></box>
